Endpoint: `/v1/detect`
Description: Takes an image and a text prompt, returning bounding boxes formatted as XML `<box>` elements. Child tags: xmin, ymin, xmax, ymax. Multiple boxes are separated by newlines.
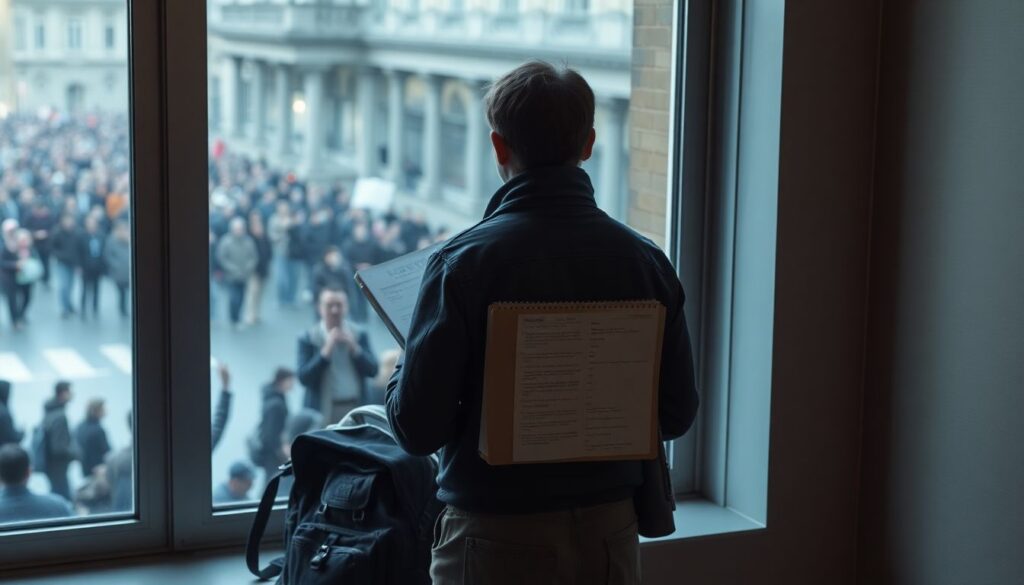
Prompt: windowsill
<box><xmin>5</xmin><ymin>500</ymin><xmax>763</xmax><ymax>583</ymax></box>
<box><xmin>641</xmin><ymin>497</ymin><xmax>765</xmax><ymax>545</ymax></box>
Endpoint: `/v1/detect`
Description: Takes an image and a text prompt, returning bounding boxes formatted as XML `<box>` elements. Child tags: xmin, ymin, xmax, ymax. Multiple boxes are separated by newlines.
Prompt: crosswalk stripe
<box><xmin>100</xmin><ymin>344</ymin><xmax>133</xmax><ymax>374</ymax></box>
<box><xmin>42</xmin><ymin>348</ymin><xmax>99</xmax><ymax>379</ymax></box>
<box><xmin>0</xmin><ymin>352</ymin><xmax>33</xmax><ymax>383</ymax></box>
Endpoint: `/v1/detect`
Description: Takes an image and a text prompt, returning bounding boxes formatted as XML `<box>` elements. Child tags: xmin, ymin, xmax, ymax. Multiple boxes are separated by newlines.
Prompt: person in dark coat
<box><xmin>310</xmin><ymin>246</ymin><xmax>354</xmax><ymax>312</ymax></box>
<box><xmin>74</xmin><ymin>398</ymin><xmax>111</xmax><ymax>479</ymax></box>
<box><xmin>23</xmin><ymin>202</ymin><xmax>55</xmax><ymax>287</ymax></box>
<box><xmin>40</xmin><ymin>382</ymin><xmax>78</xmax><ymax>500</ymax></box>
<box><xmin>210</xmin><ymin>363</ymin><xmax>232</xmax><ymax>452</ymax></box>
<box><xmin>50</xmin><ymin>214</ymin><xmax>81</xmax><ymax>318</ymax></box>
<box><xmin>251</xmin><ymin>368</ymin><xmax>295</xmax><ymax>487</ymax></box>
<box><xmin>0</xmin><ymin>381</ymin><xmax>25</xmax><ymax>447</ymax></box>
<box><xmin>283</xmin><ymin>209</ymin><xmax>309</xmax><ymax>306</ymax></box>
<box><xmin>77</xmin><ymin>215</ymin><xmax>106</xmax><ymax>319</ymax></box>
<box><xmin>0</xmin><ymin>445</ymin><xmax>74</xmax><ymax>525</ymax></box>
<box><xmin>297</xmin><ymin>289</ymin><xmax>378</xmax><ymax>424</ymax></box>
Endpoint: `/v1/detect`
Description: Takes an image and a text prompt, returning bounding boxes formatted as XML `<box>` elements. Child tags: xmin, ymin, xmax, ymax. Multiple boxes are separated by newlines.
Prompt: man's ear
<box><xmin>491</xmin><ymin>131</ymin><xmax>511</xmax><ymax>166</ymax></box>
<box><xmin>580</xmin><ymin>128</ymin><xmax>596</xmax><ymax>162</ymax></box>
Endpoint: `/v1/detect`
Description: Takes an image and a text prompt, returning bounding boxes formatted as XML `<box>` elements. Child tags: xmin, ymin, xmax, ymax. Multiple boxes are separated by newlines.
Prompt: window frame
<box><xmin>0</xmin><ymin>0</ymin><xmax>172</xmax><ymax>567</ymax></box>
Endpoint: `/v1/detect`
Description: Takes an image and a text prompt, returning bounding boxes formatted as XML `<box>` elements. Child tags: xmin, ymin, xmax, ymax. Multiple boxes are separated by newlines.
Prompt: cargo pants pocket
<box><xmin>605</xmin><ymin>522</ymin><xmax>641</xmax><ymax>585</ymax></box>
<box><xmin>463</xmin><ymin>537</ymin><xmax>557</xmax><ymax>585</ymax></box>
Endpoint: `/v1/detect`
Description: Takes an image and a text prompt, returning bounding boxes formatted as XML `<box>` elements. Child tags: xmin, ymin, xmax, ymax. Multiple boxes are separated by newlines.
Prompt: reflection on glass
<box><xmin>0</xmin><ymin>0</ymin><xmax>133</xmax><ymax>528</ymax></box>
<box><xmin>206</xmin><ymin>0</ymin><xmax>641</xmax><ymax>506</ymax></box>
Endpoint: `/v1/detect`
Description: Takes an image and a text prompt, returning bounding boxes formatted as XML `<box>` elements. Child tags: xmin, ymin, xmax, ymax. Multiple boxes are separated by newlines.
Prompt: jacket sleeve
<box><xmin>297</xmin><ymin>335</ymin><xmax>327</xmax><ymax>408</ymax></box>
<box><xmin>657</xmin><ymin>281</ymin><xmax>700</xmax><ymax>441</ymax></box>
<box><xmin>352</xmin><ymin>331</ymin><xmax>379</xmax><ymax>379</ymax></box>
<box><xmin>386</xmin><ymin>253</ymin><xmax>468</xmax><ymax>456</ymax></box>
<box><xmin>210</xmin><ymin>389</ymin><xmax>232</xmax><ymax>451</ymax></box>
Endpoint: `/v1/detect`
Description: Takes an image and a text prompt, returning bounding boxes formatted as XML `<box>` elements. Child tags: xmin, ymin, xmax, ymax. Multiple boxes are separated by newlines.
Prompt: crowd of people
<box><xmin>0</xmin><ymin>112</ymin><xmax>132</xmax><ymax>330</ymax></box>
<box><xmin>0</xmin><ymin>112</ymin><xmax>450</xmax><ymax>523</ymax></box>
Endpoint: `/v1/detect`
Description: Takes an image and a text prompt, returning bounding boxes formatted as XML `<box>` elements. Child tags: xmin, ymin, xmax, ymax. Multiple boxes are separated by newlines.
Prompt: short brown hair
<box><xmin>485</xmin><ymin>61</ymin><xmax>595</xmax><ymax>169</ymax></box>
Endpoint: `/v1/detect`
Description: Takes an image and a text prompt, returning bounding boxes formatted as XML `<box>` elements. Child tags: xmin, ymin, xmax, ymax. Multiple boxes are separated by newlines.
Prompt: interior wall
<box><xmin>858</xmin><ymin>1</ymin><xmax>1024</xmax><ymax>584</ymax></box>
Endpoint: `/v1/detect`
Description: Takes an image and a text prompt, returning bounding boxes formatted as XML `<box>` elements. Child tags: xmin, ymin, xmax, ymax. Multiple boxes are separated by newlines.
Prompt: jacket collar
<box><xmin>482</xmin><ymin>166</ymin><xmax>596</xmax><ymax>220</ymax></box>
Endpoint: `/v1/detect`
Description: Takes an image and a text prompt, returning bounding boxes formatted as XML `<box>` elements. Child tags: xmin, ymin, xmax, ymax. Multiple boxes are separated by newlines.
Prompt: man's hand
<box><xmin>337</xmin><ymin>327</ymin><xmax>358</xmax><ymax>353</ymax></box>
<box><xmin>217</xmin><ymin>363</ymin><xmax>231</xmax><ymax>391</ymax></box>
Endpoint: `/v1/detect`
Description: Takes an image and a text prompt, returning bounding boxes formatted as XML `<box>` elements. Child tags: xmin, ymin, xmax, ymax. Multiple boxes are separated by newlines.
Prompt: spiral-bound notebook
<box><xmin>480</xmin><ymin>300</ymin><xmax>666</xmax><ymax>465</ymax></box>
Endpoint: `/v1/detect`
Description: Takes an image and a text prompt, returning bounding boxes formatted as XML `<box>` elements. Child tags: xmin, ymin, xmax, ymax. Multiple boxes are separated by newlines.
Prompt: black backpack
<box><xmin>246</xmin><ymin>406</ymin><xmax>443</xmax><ymax>584</ymax></box>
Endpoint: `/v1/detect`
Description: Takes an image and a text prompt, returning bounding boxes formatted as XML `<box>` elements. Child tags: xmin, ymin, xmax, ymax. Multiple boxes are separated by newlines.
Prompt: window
<box><xmin>14</xmin><ymin>16</ymin><xmax>26</xmax><ymax>52</ymax></box>
<box><xmin>105</xmin><ymin>22</ymin><xmax>116</xmax><ymax>50</ymax></box>
<box><xmin>34</xmin><ymin>20</ymin><xmax>45</xmax><ymax>50</ymax></box>
<box><xmin>67</xmin><ymin>17</ymin><xmax>83</xmax><ymax>51</ymax></box>
<box><xmin>2</xmin><ymin>0</ymin><xmax>769</xmax><ymax>567</ymax></box>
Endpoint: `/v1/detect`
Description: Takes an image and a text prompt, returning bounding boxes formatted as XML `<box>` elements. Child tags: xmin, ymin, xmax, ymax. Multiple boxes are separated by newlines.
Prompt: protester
<box><xmin>38</xmin><ymin>381</ymin><xmax>78</xmax><ymax>500</ymax></box>
<box><xmin>78</xmin><ymin>215</ymin><xmax>106</xmax><ymax>320</ymax></box>
<box><xmin>298</xmin><ymin>289</ymin><xmax>378</xmax><ymax>424</ymax></box>
<box><xmin>75</xmin><ymin>398</ymin><xmax>111</xmax><ymax>479</ymax></box>
<box><xmin>105</xmin><ymin>412</ymin><xmax>132</xmax><ymax>513</ymax></box>
<box><xmin>249</xmin><ymin>368</ymin><xmax>296</xmax><ymax>487</ymax></box>
<box><xmin>50</xmin><ymin>214</ymin><xmax>81</xmax><ymax>318</ymax></box>
<box><xmin>104</xmin><ymin>220</ymin><xmax>131</xmax><ymax>318</ymax></box>
<box><xmin>213</xmin><ymin>461</ymin><xmax>255</xmax><ymax>505</ymax></box>
<box><xmin>215</xmin><ymin>216</ymin><xmax>258</xmax><ymax>329</ymax></box>
<box><xmin>244</xmin><ymin>211</ymin><xmax>273</xmax><ymax>326</ymax></box>
<box><xmin>0</xmin><ymin>444</ymin><xmax>74</xmax><ymax>524</ymax></box>
<box><xmin>310</xmin><ymin>246</ymin><xmax>354</xmax><ymax>311</ymax></box>
<box><xmin>0</xmin><ymin>381</ymin><xmax>25</xmax><ymax>447</ymax></box>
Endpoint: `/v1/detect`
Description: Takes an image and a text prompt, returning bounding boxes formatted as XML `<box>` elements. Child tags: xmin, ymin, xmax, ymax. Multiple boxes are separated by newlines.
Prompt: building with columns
<box><xmin>7</xmin><ymin>0</ymin><xmax>129</xmax><ymax>114</ymax></box>
<box><xmin>209</xmin><ymin>0</ymin><xmax>633</xmax><ymax>226</ymax></box>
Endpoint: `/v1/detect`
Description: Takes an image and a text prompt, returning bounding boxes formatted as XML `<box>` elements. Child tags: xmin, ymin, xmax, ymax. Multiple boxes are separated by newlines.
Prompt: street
<box><xmin>0</xmin><ymin>270</ymin><xmax>401</xmax><ymax>504</ymax></box>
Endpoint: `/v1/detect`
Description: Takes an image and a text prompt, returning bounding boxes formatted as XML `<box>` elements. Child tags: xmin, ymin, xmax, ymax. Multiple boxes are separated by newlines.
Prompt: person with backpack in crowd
<box><xmin>74</xmin><ymin>398</ymin><xmax>111</xmax><ymax>479</ymax></box>
<box><xmin>297</xmin><ymin>288</ymin><xmax>378</xmax><ymax>424</ymax></box>
<box><xmin>0</xmin><ymin>381</ymin><xmax>24</xmax><ymax>448</ymax></box>
<box><xmin>216</xmin><ymin>216</ymin><xmax>258</xmax><ymax>330</ymax></box>
<box><xmin>37</xmin><ymin>381</ymin><xmax>79</xmax><ymax>500</ymax></box>
<box><xmin>386</xmin><ymin>62</ymin><xmax>700</xmax><ymax>585</ymax></box>
<box><xmin>249</xmin><ymin>368</ymin><xmax>295</xmax><ymax>488</ymax></box>
<box><xmin>213</xmin><ymin>461</ymin><xmax>255</xmax><ymax>505</ymax></box>
<box><xmin>104</xmin><ymin>220</ymin><xmax>131</xmax><ymax>318</ymax></box>
<box><xmin>78</xmin><ymin>215</ymin><xmax>106</xmax><ymax>320</ymax></box>
<box><xmin>50</xmin><ymin>213</ymin><xmax>81</xmax><ymax>319</ymax></box>
<box><xmin>0</xmin><ymin>444</ymin><xmax>74</xmax><ymax>525</ymax></box>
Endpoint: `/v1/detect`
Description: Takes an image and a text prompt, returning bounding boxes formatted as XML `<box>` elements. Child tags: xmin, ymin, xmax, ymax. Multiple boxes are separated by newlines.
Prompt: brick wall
<box><xmin>627</xmin><ymin>0</ymin><xmax>674</xmax><ymax>247</ymax></box>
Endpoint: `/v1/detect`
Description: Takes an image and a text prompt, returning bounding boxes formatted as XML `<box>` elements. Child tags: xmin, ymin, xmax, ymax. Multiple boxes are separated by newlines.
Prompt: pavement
<box><xmin>0</xmin><ymin>268</ymin><xmax>401</xmax><ymax>506</ymax></box>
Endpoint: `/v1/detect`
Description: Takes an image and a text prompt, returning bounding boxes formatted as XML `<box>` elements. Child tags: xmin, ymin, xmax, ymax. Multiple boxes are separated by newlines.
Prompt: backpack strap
<box><xmin>246</xmin><ymin>464</ymin><xmax>291</xmax><ymax>581</ymax></box>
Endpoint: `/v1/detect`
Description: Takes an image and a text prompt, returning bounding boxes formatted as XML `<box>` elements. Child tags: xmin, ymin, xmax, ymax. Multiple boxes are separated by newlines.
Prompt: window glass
<box><xmin>206</xmin><ymin>0</ymin><xmax>659</xmax><ymax>506</ymax></box>
<box><xmin>0</xmin><ymin>1</ymin><xmax>133</xmax><ymax>529</ymax></box>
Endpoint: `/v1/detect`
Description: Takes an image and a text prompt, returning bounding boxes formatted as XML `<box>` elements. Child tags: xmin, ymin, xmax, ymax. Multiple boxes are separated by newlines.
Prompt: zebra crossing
<box><xmin>0</xmin><ymin>343</ymin><xmax>132</xmax><ymax>383</ymax></box>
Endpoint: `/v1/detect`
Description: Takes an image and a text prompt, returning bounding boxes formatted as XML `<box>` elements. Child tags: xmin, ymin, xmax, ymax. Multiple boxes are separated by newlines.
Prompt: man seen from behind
<box><xmin>386</xmin><ymin>61</ymin><xmax>699</xmax><ymax>584</ymax></box>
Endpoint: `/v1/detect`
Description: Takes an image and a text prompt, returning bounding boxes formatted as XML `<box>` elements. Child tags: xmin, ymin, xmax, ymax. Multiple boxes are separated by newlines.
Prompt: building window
<box><xmin>34</xmin><ymin>21</ymin><xmax>45</xmax><ymax>50</ymax></box>
<box><xmin>105</xmin><ymin>23</ymin><xmax>116</xmax><ymax>50</ymax></box>
<box><xmin>67</xmin><ymin>17</ymin><xmax>83</xmax><ymax>50</ymax></box>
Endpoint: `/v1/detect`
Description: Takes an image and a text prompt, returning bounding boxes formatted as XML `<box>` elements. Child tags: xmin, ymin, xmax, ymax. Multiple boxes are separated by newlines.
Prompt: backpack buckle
<box><xmin>310</xmin><ymin>544</ymin><xmax>330</xmax><ymax>571</ymax></box>
<box><xmin>352</xmin><ymin>509</ymin><xmax>365</xmax><ymax>523</ymax></box>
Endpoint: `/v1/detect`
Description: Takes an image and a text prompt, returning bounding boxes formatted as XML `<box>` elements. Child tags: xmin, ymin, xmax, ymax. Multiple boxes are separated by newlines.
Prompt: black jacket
<box><xmin>51</xmin><ymin>227</ymin><xmax>81</xmax><ymax>266</ymax></box>
<box><xmin>255</xmin><ymin>384</ymin><xmax>288</xmax><ymax>466</ymax></box>
<box><xmin>297</xmin><ymin>326</ymin><xmax>379</xmax><ymax>411</ymax></box>
<box><xmin>74</xmin><ymin>417</ymin><xmax>111</xmax><ymax>478</ymax></box>
<box><xmin>41</xmin><ymin>399</ymin><xmax>77</xmax><ymax>468</ymax></box>
<box><xmin>78</xmin><ymin>231</ymin><xmax>106</xmax><ymax>276</ymax></box>
<box><xmin>0</xmin><ymin>381</ymin><xmax>24</xmax><ymax>447</ymax></box>
<box><xmin>386</xmin><ymin>166</ymin><xmax>700</xmax><ymax>513</ymax></box>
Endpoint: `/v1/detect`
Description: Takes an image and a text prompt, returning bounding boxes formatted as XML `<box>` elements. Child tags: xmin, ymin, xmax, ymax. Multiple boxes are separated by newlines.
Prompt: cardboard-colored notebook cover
<box><xmin>479</xmin><ymin>300</ymin><xmax>666</xmax><ymax>466</ymax></box>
